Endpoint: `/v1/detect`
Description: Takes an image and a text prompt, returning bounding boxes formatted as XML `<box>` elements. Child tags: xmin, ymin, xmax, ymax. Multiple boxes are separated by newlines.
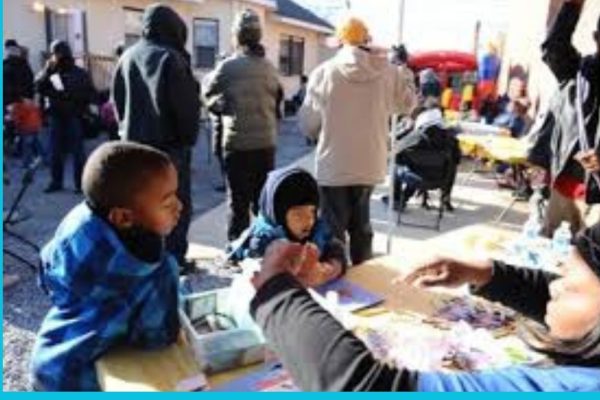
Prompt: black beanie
<box><xmin>574</xmin><ymin>223</ymin><xmax>600</xmax><ymax>280</ymax></box>
<box><xmin>273</xmin><ymin>171</ymin><xmax>319</xmax><ymax>226</ymax></box>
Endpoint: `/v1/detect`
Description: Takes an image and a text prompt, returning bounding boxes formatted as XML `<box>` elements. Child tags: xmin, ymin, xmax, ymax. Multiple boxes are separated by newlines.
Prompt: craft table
<box><xmin>457</xmin><ymin>134</ymin><xmax>530</xmax><ymax>223</ymax></box>
<box><xmin>458</xmin><ymin>134</ymin><xmax>528</xmax><ymax>165</ymax></box>
<box><xmin>96</xmin><ymin>225</ymin><xmax>520</xmax><ymax>391</ymax></box>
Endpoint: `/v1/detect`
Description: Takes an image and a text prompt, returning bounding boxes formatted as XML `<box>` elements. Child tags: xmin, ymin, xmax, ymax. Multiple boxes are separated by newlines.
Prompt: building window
<box><xmin>193</xmin><ymin>18</ymin><xmax>219</xmax><ymax>69</ymax></box>
<box><xmin>279</xmin><ymin>35</ymin><xmax>304</xmax><ymax>76</ymax></box>
<box><xmin>124</xmin><ymin>7</ymin><xmax>143</xmax><ymax>48</ymax></box>
<box><xmin>44</xmin><ymin>8</ymin><xmax>88</xmax><ymax>55</ymax></box>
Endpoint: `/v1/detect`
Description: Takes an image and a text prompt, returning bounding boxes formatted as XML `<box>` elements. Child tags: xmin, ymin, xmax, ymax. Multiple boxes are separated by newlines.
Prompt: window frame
<box><xmin>279</xmin><ymin>34</ymin><xmax>305</xmax><ymax>77</ymax></box>
<box><xmin>193</xmin><ymin>17</ymin><xmax>220</xmax><ymax>69</ymax></box>
<box><xmin>123</xmin><ymin>6</ymin><xmax>144</xmax><ymax>48</ymax></box>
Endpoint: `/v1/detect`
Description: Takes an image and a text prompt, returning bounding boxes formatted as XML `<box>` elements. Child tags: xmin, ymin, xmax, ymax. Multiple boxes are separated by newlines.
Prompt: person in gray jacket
<box><xmin>204</xmin><ymin>9</ymin><xmax>281</xmax><ymax>242</ymax></box>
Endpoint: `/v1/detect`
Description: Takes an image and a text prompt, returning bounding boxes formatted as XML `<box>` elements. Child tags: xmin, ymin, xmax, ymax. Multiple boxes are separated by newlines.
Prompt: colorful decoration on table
<box><xmin>426</xmin><ymin>296</ymin><xmax>517</xmax><ymax>335</ymax></box>
<box><xmin>356</xmin><ymin>318</ymin><xmax>544</xmax><ymax>372</ymax></box>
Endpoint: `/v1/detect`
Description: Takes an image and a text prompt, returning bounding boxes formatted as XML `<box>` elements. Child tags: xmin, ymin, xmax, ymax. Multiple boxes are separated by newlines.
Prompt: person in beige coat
<box><xmin>299</xmin><ymin>17</ymin><xmax>417</xmax><ymax>265</ymax></box>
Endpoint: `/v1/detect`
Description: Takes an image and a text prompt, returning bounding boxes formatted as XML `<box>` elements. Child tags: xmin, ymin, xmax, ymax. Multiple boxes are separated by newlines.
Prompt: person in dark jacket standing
<box><xmin>112</xmin><ymin>4</ymin><xmax>201</xmax><ymax>268</ymax></box>
<box><xmin>529</xmin><ymin>0</ymin><xmax>600</xmax><ymax>236</ymax></box>
<box><xmin>247</xmin><ymin>224</ymin><xmax>600</xmax><ymax>391</ymax></box>
<box><xmin>204</xmin><ymin>9</ymin><xmax>281</xmax><ymax>243</ymax></box>
<box><xmin>4</xmin><ymin>40</ymin><xmax>34</xmax><ymax>107</ymax></box>
<box><xmin>4</xmin><ymin>39</ymin><xmax>35</xmax><ymax>153</ymax></box>
<box><xmin>36</xmin><ymin>40</ymin><xmax>94</xmax><ymax>193</ymax></box>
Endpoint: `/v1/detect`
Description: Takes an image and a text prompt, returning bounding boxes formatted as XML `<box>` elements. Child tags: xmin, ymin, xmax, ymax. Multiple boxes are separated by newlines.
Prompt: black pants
<box><xmin>165</xmin><ymin>147</ymin><xmax>193</xmax><ymax>265</ymax></box>
<box><xmin>319</xmin><ymin>186</ymin><xmax>374</xmax><ymax>265</ymax></box>
<box><xmin>49</xmin><ymin>115</ymin><xmax>86</xmax><ymax>189</ymax></box>
<box><xmin>224</xmin><ymin>148</ymin><xmax>275</xmax><ymax>241</ymax></box>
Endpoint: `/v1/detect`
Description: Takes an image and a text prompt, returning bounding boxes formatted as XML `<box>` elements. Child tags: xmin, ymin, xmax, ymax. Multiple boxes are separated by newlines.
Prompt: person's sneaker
<box><xmin>43</xmin><ymin>184</ymin><xmax>63</xmax><ymax>193</ymax></box>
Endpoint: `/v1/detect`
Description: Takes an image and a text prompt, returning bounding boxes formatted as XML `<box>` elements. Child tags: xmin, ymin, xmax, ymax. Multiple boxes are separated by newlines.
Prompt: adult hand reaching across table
<box><xmin>398</xmin><ymin>255</ymin><xmax>494</xmax><ymax>289</ymax></box>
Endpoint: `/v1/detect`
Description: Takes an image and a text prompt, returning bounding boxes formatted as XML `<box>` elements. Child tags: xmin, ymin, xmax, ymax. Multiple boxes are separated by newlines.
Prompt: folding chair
<box><xmin>3</xmin><ymin>158</ymin><xmax>42</xmax><ymax>271</ymax></box>
<box><xmin>395</xmin><ymin>149</ymin><xmax>455</xmax><ymax>231</ymax></box>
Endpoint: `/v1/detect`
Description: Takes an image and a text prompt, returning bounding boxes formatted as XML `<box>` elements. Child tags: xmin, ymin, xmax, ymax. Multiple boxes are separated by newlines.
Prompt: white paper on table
<box><xmin>49</xmin><ymin>74</ymin><xmax>65</xmax><ymax>91</ymax></box>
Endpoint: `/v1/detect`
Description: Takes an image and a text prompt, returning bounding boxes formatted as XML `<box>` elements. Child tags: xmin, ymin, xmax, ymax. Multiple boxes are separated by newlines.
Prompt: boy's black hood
<box><xmin>142</xmin><ymin>4</ymin><xmax>187</xmax><ymax>51</ymax></box>
<box><xmin>258</xmin><ymin>167</ymin><xmax>319</xmax><ymax>227</ymax></box>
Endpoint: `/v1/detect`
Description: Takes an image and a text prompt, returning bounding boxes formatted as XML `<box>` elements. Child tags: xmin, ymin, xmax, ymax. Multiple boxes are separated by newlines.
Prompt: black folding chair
<box><xmin>3</xmin><ymin>158</ymin><xmax>42</xmax><ymax>271</ymax></box>
<box><xmin>396</xmin><ymin>149</ymin><xmax>455</xmax><ymax>231</ymax></box>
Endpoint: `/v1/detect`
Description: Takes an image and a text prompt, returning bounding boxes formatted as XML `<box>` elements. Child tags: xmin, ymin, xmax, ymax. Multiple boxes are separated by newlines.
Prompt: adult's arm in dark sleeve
<box><xmin>472</xmin><ymin>261</ymin><xmax>559</xmax><ymax>324</ymax></box>
<box><xmin>24</xmin><ymin>62</ymin><xmax>35</xmax><ymax>99</ymax></box>
<box><xmin>541</xmin><ymin>1</ymin><xmax>583</xmax><ymax>83</ymax></box>
<box><xmin>250</xmin><ymin>274</ymin><xmax>419</xmax><ymax>391</ymax></box>
<box><xmin>111</xmin><ymin>63</ymin><xmax>125</xmax><ymax>124</ymax></box>
<box><xmin>165</xmin><ymin>55</ymin><xmax>201</xmax><ymax>147</ymax></box>
<box><xmin>72</xmin><ymin>69</ymin><xmax>95</xmax><ymax>111</ymax></box>
<box><xmin>34</xmin><ymin>66</ymin><xmax>54</xmax><ymax>99</ymax></box>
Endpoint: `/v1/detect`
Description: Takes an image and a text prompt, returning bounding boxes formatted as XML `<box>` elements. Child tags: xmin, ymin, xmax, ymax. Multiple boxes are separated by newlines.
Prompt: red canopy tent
<box><xmin>408</xmin><ymin>51</ymin><xmax>478</xmax><ymax>74</ymax></box>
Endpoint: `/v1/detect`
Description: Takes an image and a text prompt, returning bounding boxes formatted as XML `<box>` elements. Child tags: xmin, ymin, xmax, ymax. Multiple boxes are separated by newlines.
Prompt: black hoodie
<box><xmin>35</xmin><ymin>40</ymin><xmax>94</xmax><ymax>118</ymax></box>
<box><xmin>112</xmin><ymin>4</ymin><xmax>200</xmax><ymax>151</ymax></box>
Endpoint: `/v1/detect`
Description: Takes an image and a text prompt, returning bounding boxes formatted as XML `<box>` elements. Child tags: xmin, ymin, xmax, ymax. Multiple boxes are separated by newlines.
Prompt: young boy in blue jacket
<box><xmin>30</xmin><ymin>142</ymin><xmax>183</xmax><ymax>391</ymax></box>
<box><xmin>229</xmin><ymin>167</ymin><xmax>346</xmax><ymax>287</ymax></box>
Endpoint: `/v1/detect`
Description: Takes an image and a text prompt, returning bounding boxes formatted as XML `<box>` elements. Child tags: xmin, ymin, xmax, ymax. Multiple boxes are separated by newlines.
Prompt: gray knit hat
<box><xmin>233</xmin><ymin>9</ymin><xmax>262</xmax><ymax>45</ymax></box>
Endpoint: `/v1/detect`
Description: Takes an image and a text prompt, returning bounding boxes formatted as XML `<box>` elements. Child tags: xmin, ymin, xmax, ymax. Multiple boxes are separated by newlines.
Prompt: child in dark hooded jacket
<box><xmin>229</xmin><ymin>167</ymin><xmax>347</xmax><ymax>287</ymax></box>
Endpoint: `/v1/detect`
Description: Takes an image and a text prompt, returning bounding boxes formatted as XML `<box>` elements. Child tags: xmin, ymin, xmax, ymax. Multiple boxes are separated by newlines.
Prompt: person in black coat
<box><xmin>389</xmin><ymin>105</ymin><xmax>460</xmax><ymax>211</ymax></box>
<box><xmin>4</xmin><ymin>40</ymin><xmax>35</xmax><ymax>151</ymax></box>
<box><xmin>36</xmin><ymin>40</ymin><xmax>94</xmax><ymax>193</ymax></box>
<box><xmin>246</xmin><ymin>223</ymin><xmax>600</xmax><ymax>391</ymax></box>
<box><xmin>112</xmin><ymin>4</ymin><xmax>201</xmax><ymax>268</ymax></box>
<box><xmin>3</xmin><ymin>40</ymin><xmax>34</xmax><ymax>106</ymax></box>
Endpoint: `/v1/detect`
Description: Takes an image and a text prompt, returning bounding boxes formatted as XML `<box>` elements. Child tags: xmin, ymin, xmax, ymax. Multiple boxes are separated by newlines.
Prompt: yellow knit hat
<box><xmin>336</xmin><ymin>16</ymin><xmax>369</xmax><ymax>46</ymax></box>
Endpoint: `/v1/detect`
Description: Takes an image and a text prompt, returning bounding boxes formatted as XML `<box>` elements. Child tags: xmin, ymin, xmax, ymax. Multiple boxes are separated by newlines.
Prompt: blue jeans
<box><xmin>394</xmin><ymin>166</ymin><xmax>423</xmax><ymax>203</ymax></box>
<box><xmin>49</xmin><ymin>116</ymin><xmax>86</xmax><ymax>189</ymax></box>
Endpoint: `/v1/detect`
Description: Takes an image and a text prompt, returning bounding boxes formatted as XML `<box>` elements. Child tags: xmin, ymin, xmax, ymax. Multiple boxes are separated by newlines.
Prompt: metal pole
<box><xmin>386</xmin><ymin>115</ymin><xmax>399</xmax><ymax>255</ymax></box>
<box><xmin>398</xmin><ymin>0</ymin><xmax>406</xmax><ymax>44</ymax></box>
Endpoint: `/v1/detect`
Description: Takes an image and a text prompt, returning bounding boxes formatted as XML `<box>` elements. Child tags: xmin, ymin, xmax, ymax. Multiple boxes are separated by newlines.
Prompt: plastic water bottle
<box><xmin>552</xmin><ymin>222</ymin><xmax>572</xmax><ymax>263</ymax></box>
<box><xmin>516</xmin><ymin>202</ymin><xmax>542</xmax><ymax>268</ymax></box>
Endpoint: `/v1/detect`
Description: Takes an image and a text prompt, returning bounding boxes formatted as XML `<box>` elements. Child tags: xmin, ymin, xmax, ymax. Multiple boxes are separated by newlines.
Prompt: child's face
<box><xmin>129</xmin><ymin>165</ymin><xmax>182</xmax><ymax>236</ymax></box>
<box><xmin>545</xmin><ymin>249</ymin><xmax>600</xmax><ymax>341</ymax></box>
<box><xmin>285</xmin><ymin>205</ymin><xmax>316</xmax><ymax>241</ymax></box>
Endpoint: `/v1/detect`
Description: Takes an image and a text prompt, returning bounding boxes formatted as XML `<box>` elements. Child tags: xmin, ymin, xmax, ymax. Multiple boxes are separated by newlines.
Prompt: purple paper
<box><xmin>315</xmin><ymin>278</ymin><xmax>384</xmax><ymax>313</ymax></box>
<box><xmin>211</xmin><ymin>363</ymin><xmax>298</xmax><ymax>392</ymax></box>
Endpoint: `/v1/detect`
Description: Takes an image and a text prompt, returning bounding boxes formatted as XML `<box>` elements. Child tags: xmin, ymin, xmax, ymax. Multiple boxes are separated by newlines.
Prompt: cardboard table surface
<box><xmin>96</xmin><ymin>225</ymin><xmax>517</xmax><ymax>391</ymax></box>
